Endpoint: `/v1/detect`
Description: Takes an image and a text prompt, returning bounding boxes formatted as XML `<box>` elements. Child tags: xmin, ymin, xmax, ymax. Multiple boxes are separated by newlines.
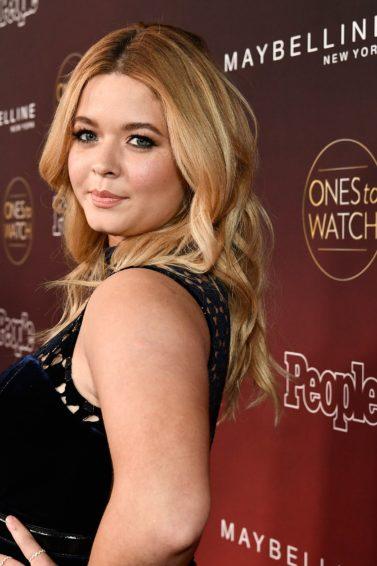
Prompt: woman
<box><xmin>0</xmin><ymin>22</ymin><xmax>288</xmax><ymax>565</ymax></box>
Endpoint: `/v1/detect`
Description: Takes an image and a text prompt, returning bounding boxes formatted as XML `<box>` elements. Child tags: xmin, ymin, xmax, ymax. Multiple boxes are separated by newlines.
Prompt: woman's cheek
<box><xmin>133</xmin><ymin>151</ymin><xmax>166</xmax><ymax>183</ymax></box>
<box><xmin>68</xmin><ymin>155</ymin><xmax>85</xmax><ymax>194</ymax></box>
<box><xmin>67</xmin><ymin>153</ymin><xmax>76</xmax><ymax>186</ymax></box>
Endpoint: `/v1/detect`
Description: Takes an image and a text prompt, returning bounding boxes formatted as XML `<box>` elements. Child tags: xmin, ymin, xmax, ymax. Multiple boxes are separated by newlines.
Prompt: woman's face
<box><xmin>68</xmin><ymin>72</ymin><xmax>185</xmax><ymax>246</ymax></box>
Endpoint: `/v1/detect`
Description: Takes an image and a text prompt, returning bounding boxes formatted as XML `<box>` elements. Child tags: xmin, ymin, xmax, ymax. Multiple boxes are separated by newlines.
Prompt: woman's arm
<box><xmin>83</xmin><ymin>267</ymin><xmax>211</xmax><ymax>565</ymax></box>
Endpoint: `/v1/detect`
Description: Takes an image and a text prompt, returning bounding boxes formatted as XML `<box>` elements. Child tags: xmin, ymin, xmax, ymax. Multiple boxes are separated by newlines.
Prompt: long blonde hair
<box><xmin>36</xmin><ymin>21</ymin><xmax>291</xmax><ymax>427</ymax></box>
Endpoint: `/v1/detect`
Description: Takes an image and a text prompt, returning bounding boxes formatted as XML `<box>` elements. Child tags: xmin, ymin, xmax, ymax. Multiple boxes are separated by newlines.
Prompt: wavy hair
<box><xmin>36</xmin><ymin>21</ymin><xmax>292</xmax><ymax>428</ymax></box>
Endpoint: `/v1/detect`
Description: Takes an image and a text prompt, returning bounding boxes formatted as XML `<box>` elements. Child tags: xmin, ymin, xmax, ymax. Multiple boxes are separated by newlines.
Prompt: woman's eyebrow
<box><xmin>72</xmin><ymin>116</ymin><xmax>163</xmax><ymax>136</ymax></box>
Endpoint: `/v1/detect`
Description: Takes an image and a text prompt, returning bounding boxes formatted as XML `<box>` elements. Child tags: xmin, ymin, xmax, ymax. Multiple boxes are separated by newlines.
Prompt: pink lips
<box><xmin>90</xmin><ymin>189</ymin><xmax>128</xmax><ymax>209</ymax></box>
<box><xmin>92</xmin><ymin>189</ymin><xmax>124</xmax><ymax>198</ymax></box>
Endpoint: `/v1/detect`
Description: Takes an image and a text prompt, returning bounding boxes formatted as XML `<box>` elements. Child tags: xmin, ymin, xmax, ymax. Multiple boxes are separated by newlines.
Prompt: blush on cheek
<box><xmin>132</xmin><ymin>169</ymin><xmax>157</xmax><ymax>190</ymax></box>
<box><xmin>132</xmin><ymin>153</ymin><xmax>172</xmax><ymax>187</ymax></box>
<box><xmin>67</xmin><ymin>165</ymin><xmax>86</xmax><ymax>199</ymax></box>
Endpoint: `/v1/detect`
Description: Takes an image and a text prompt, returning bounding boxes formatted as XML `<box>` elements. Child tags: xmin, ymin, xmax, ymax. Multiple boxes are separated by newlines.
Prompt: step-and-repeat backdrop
<box><xmin>1</xmin><ymin>2</ymin><xmax>375</xmax><ymax>565</ymax></box>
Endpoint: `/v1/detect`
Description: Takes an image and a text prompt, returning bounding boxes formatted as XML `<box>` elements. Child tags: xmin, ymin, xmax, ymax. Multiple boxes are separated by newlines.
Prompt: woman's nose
<box><xmin>92</xmin><ymin>140</ymin><xmax>122</xmax><ymax>177</ymax></box>
<box><xmin>92</xmin><ymin>163</ymin><xmax>119</xmax><ymax>177</ymax></box>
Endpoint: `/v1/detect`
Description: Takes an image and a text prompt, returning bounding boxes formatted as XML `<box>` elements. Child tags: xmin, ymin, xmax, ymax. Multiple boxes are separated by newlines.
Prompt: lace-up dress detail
<box><xmin>33</xmin><ymin>247</ymin><xmax>231</xmax><ymax>443</ymax></box>
<box><xmin>0</xmin><ymin>245</ymin><xmax>231</xmax><ymax>565</ymax></box>
<box><xmin>33</xmin><ymin>311</ymin><xmax>103</xmax><ymax>430</ymax></box>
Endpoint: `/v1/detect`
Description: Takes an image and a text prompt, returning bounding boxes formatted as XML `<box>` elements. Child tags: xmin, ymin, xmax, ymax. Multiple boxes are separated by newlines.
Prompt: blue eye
<box><xmin>128</xmin><ymin>134</ymin><xmax>155</xmax><ymax>149</ymax></box>
<box><xmin>71</xmin><ymin>128</ymin><xmax>96</xmax><ymax>143</ymax></box>
<box><xmin>71</xmin><ymin>128</ymin><xmax>156</xmax><ymax>149</ymax></box>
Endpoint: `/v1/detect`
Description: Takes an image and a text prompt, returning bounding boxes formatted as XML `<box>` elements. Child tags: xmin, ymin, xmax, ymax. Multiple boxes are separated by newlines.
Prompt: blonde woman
<box><xmin>0</xmin><ymin>22</ymin><xmax>287</xmax><ymax>565</ymax></box>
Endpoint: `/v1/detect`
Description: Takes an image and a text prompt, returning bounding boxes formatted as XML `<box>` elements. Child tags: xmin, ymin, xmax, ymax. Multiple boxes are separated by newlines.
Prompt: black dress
<box><xmin>0</xmin><ymin>246</ymin><xmax>230</xmax><ymax>565</ymax></box>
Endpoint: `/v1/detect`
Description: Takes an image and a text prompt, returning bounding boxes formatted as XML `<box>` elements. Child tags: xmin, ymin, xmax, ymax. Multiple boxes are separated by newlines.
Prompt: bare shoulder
<box><xmin>83</xmin><ymin>266</ymin><xmax>210</xmax><ymax>362</ymax></box>
<box><xmin>81</xmin><ymin>266</ymin><xmax>213</xmax><ymax>541</ymax></box>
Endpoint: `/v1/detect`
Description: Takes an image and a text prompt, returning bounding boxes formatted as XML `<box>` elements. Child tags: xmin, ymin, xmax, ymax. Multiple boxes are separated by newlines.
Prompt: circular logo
<box><xmin>2</xmin><ymin>177</ymin><xmax>34</xmax><ymax>266</ymax></box>
<box><xmin>303</xmin><ymin>139</ymin><xmax>376</xmax><ymax>281</ymax></box>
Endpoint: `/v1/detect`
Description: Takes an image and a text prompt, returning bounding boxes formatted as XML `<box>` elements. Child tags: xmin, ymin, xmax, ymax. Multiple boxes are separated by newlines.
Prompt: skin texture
<box><xmin>2</xmin><ymin>73</ymin><xmax>211</xmax><ymax>564</ymax></box>
<box><xmin>84</xmin><ymin>266</ymin><xmax>211</xmax><ymax>564</ymax></box>
<box><xmin>67</xmin><ymin>72</ymin><xmax>186</xmax><ymax>245</ymax></box>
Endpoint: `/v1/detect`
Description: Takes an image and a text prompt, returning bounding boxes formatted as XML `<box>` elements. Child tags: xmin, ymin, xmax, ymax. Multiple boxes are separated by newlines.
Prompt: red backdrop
<box><xmin>1</xmin><ymin>2</ymin><xmax>376</xmax><ymax>564</ymax></box>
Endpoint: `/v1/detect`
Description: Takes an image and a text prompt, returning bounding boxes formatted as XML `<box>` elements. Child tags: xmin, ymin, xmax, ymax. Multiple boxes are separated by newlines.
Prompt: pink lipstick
<box><xmin>90</xmin><ymin>189</ymin><xmax>128</xmax><ymax>209</ymax></box>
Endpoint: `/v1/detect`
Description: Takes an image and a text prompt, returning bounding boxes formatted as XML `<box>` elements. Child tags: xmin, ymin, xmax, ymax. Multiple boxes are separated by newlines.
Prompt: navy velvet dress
<box><xmin>0</xmin><ymin>246</ymin><xmax>230</xmax><ymax>564</ymax></box>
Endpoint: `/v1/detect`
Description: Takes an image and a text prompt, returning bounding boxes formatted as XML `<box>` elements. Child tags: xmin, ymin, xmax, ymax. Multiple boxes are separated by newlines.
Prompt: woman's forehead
<box><xmin>76</xmin><ymin>74</ymin><xmax>165</xmax><ymax>125</ymax></box>
<box><xmin>80</xmin><ymin>74</ymin><xmax>156</xmax><ymax>105</ymax></box>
